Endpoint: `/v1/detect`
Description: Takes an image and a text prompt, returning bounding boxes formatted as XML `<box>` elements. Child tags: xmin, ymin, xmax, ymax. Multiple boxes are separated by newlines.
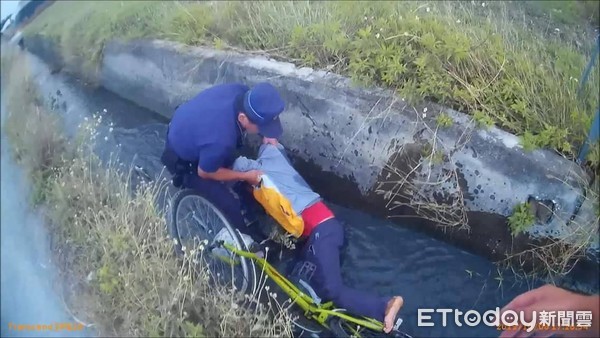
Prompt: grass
<box><xmin>507</xmin><ymin>202</ymin><xmax>536</xmax><ymax>236</ymax></box>
<box><xmin>22</xmin><ymin>1</ymin><xmax>600</xmax><ymax>161</ymax></box>
<box><xmin>1</xmin><ymin>45</ymin><xmax>293</xmax><ymax>337</ymax></box>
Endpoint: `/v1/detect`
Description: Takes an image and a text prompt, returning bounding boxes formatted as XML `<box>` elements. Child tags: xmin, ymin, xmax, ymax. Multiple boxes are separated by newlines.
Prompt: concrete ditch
<box><xmin>22</xmin><ymin>35</ymin><xmax>599</xmax><ymax>267</ymax></box>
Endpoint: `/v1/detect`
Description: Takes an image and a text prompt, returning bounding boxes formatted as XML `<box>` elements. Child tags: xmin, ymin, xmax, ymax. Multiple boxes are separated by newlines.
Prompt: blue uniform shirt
<box><xmin>168</xmin><ymin>83</ymin><xmax>248</xmax><ymax>173</ymax></box>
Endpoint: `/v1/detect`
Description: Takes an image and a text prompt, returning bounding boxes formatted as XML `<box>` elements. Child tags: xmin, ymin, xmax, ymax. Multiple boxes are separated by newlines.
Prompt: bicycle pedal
<box><xmin>393</xmin><ymin>317</ymin><xmax>403</xmax><ymax>331</ymax></box>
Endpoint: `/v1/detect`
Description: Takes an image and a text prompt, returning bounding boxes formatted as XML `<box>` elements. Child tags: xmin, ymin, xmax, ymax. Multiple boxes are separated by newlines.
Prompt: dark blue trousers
<box><xmin>301</xmin><ymin>218</ymin><xmax>388</xmax><ymax>322</ymax></box>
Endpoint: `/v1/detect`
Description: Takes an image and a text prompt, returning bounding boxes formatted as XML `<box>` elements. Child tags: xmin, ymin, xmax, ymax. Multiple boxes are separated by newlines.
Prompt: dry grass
<box><xmin>1</xmin><ymin>45</ymin><xmax>293</xmax><ymax>337</ymax></box>
<box><xmin>23</xmin><ymin>1</ymin><xmax>599</xmax><ymax>158</ymax></box>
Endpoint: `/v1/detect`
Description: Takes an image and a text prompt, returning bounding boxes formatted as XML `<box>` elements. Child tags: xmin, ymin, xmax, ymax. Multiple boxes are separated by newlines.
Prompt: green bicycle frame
<box><xmin>219</xmin><ymin>242</ymin><xmax>386</xmax><ymax>332</ymax></box>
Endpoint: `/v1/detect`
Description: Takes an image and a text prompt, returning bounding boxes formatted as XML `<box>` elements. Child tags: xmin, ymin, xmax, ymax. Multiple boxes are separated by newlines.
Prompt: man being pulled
<box><xmin>232</xmin><ymin>140</ymin><xmax>404</xmax><ymax>333</ymax></box>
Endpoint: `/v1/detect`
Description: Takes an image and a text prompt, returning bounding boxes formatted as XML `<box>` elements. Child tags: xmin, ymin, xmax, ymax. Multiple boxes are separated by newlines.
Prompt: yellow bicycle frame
<box><xmin>220</xmin><ymin>242</ymin><xmax>386</xmax><ymax>332</ymax></box>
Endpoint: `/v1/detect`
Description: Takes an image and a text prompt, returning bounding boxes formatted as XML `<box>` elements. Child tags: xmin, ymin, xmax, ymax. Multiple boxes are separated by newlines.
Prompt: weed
<box><xmin>23</xmin><ymin>1</ymin><xmax>599</xmax><ymax>158</ymax></box>
<box><xmin>473</xmin><ymin>110</ymin><xmax>495</xmax><ymax>129</ymax></box>
<box><xmin>508</xmin><ymin>202</ymin><xmax>536</xmax><ymax>236</ymax></box>
<box><xmin>436</xmin><ymin>113</ymin><xmax>454</xmax><ymax>128</ymax></box>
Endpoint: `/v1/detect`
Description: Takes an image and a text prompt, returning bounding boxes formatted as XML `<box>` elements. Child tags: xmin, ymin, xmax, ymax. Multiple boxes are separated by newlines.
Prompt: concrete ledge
<box><xmin>23</xmin><ymin>35</ymin><xmax>599</xmax><ymax>261</ymax></box>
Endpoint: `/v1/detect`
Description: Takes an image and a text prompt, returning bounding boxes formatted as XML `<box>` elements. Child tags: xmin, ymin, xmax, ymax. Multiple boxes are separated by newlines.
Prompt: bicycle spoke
<box><xmin>178</xmin><ymin>195</ymin><xmax>246</xmax><ymax>290</ymax></box>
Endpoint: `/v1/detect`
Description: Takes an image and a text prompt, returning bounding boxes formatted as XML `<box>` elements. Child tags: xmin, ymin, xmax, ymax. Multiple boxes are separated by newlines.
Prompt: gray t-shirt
<box><xmin>232</xmin><ymin>144</ymin><xmax>321</xmax><ymax>215</ymax></box>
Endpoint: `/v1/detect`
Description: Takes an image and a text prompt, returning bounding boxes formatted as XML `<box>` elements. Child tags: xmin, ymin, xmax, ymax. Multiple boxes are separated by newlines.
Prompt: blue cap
<box><xmin>243</xmin><ymin>82</ymin><xmax>285</xmax><ymax>138</ymax></box>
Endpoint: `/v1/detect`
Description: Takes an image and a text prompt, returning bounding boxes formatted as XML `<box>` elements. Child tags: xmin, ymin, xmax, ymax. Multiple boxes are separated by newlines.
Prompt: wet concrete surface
<box><xmin>0</xmin><ymin>99</ymin><xmax>94</xmax><ymax>337</ymax></box>
<box><xmin>19</xmin><ymin>53</ymin><xmax>559</xmax><ymax>338</ymax></box>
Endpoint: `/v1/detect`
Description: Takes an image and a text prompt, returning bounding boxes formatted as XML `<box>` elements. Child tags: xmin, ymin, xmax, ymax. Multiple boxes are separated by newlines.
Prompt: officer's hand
<box><xmin>263</xmin><ymin>137</ymin><xmax>279</xmax><ymax>146</ymax></box>
<box><xmin>243</xmin><ymin>170</ymin><xmax>263</xmax><ymax>186</ymax></box>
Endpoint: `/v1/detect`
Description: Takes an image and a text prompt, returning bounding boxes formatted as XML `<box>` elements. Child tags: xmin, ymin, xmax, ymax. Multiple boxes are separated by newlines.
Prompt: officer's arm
<box><xmin>197</xmin><ymin>146</ymin><xmax>258</xmax><ymax>183</ymax></box>
<box><xmin>197</xmin><ymin>167</ymin><xmax>253</xmax><ymax>182</ymax></box>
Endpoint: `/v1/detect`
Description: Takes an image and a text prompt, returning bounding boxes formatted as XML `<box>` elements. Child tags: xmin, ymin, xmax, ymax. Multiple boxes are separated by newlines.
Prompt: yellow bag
<box><xmin>252</xmin><ymin>175</ymin><xmax>305</xmax><ymax>238</ymax></box>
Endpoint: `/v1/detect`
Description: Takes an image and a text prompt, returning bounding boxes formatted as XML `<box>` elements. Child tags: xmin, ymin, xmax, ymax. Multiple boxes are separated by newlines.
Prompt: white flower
<box><xmin>424</xmin><ymin>107</ymin><xmax>428</xmax><ymax>113</ymax></box>
<box><xmin>376</xmin><ymin>33</ymin><xmax>380</xmax><ymax>39</ymax></box>
<box><xmin>426</xmin><ymin>7</ymin><xmax>430</xmax><ymax>12</ymax></box>
<box><xmin>84</xmin><ymin>117</ymin><xmax>88</xmax><ymax>121</ymax></box>
<box><xmin>482</xmin><ymin>2</ymin><xmax>486</xmax><ymax>7</ymax></box>
<box><xmin>554</xmin><ymin>28</ymin><xmax>560</xmax><ymax>32</ymax></box>
<box><xmin>173</xmin><ymin>238</ymin><xmax>179</xmax><ymax>246</ymax></box>
<box><xmin>103</xmin><ymin>109</ymin><xmax>107</xmax><ymax>113</ymax></box>
<box><xmin>109</xmin><ymin>127</ymin><xmax>113</xmax><ymax>132</ymax></box>
<box><xmin>104</xmin><ymin>136</ymin><xmax>108</xmax><ymax>141</ymax></box>
<box><xmin>422</xmin><ymin>113</ymin><xmax>427</xmax><ymax>118</ymax></box>
<box><xmin>456</xmin><ymin>19</ymin><xmax>461</xmax><ymax>23</ymax></box>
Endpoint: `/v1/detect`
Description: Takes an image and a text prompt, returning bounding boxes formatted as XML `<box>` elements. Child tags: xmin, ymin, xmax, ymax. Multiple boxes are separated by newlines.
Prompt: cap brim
<box><xmin>258</xmin><ymin>117</ymin><xmax>283</xmax><ymax>138</ymax></box>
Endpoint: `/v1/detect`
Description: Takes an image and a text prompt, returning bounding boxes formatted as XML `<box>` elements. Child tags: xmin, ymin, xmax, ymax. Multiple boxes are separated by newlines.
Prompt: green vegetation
<box><xmin>1</xmin><ymin>46</ymin><xmax>292</xmax><ymax>337</ymax></box>
<box><xmin>23</xmin><ymin>1</ymin><xmax>599</xmax><ymax>159</ymax></box>
<box><xmin>436</xmin><ymin>113</ymin><xmax>454</xmax><ymax>128</ymax></box>
<box><xmin>508</xmin><ymin>202</ymin><xmax>536</xmax><ymax>236</ymax></box>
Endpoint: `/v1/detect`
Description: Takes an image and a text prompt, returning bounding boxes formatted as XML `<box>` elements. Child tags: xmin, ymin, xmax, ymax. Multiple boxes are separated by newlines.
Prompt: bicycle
<box><xmin>168</xmin><ymin>188</ymin><xmax>413</xmax><ymax>338</ymax></box>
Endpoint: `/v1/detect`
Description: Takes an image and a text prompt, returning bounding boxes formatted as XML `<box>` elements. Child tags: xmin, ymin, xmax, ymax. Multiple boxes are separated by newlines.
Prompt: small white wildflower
<box><xmin>380</xmin><ymin>28</ymin><xmax>383</xmax><ymax>32</ymax></box>
<box><xmin>109</xmin><ymin>127</ymin><xmax>113</xmax><ymax>132</ymax></box>
<box><xmin>271</xmin><ymin>293</ymin><xmax>277</xmax><ymax>299</ymax></box>
<box><xmin>426</xmin><ymin>7</ymin><xmax>430</xmax><ymax>12</ymax></box>
<box><xmin>554</xmin><ymin>28</ymin><xmax>560</xmax><ymax>33</ymax></box>
<box><xmin>265</xmin><ymin>285</ymin><xmax>270</xmax><ymax>291</ymax></box>
<box><xmin>456</xmin><ymin>19</ymin><xmax>461</xmax><ymax>23</ymax></box>
<box><xmin>173</xmin><ymin>238</ymin><xmax>179</xmax><ymax>246</ymax></box>
<box><xmin>422</xmin><ymin>113</ymin><xmax>427</xmax><ymax>118</ymax></box>
<box><xmin>482</xmin><ymin>2</ymin><xmax>486</xmax><ymax>7</ymax></box>
<box><xmin>424</xmin><ymin>107</ymin><xmax>428</xmax><ymax>113</ymax></box>
<box><xmin>363</xmin><ymin>16</ymin><xmax>367</xmax><ymax>21</ymax></box>
<box><xmin>415</xmin><ymin>15</ymin><xmax>419</xmax><ymax>20</ymax></box>
<box><xmin>84</xmin><ymin>117</ymin><xmax>88</xmax><ymax>121</ymax></box>
<box><xmin>104</xmin><ymin>136</ymin><xmax>108</xmax><ymax>141</ymax></box>
<box><xmin>375</xmin><ymin>33</ymin><xmax>380</xmax><ymax>39</ymax></box>
<box><xmin>103</xmin><ymin>109</ymin><xmax>107</xmax><ymax>113</ymax></box>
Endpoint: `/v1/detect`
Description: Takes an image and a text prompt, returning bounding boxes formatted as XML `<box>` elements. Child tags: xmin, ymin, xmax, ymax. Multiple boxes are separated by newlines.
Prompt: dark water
<box><xmin>18</xmin><ymin>54</ymin><xmax>554</xmax><ymax>338</ymax></box>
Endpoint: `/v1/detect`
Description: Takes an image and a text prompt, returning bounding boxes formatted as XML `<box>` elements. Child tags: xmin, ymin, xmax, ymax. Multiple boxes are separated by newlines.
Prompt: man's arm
<box><xmin>197</xmin><ymin>167</ymin><xmax>260</xmax><ymax>184</ymax></box>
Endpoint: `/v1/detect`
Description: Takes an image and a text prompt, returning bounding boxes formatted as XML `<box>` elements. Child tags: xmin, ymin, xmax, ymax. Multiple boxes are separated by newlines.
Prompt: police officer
<box><xmin>161</xmin><ymin>82</ymin><xmax>285</xmax><ymax>238</ymax></box>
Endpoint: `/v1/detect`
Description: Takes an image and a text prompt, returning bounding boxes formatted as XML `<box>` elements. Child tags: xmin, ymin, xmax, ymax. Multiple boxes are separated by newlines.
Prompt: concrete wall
<box><xmin>23</xmin><ymin>36</ymin><xmax>599</xmax><ymax>261</ymax></box>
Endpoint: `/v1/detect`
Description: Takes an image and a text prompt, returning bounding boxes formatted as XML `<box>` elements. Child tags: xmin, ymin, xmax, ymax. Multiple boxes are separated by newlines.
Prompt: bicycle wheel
<box><xmin>328</xmin><ymin>316</ymin><xmax>413</xmax><ymax>338</ymax></box>
<box><xmin>168</xmin><ymin>188</ymin><xmax>257</xmax><ymax>294</ymax></box>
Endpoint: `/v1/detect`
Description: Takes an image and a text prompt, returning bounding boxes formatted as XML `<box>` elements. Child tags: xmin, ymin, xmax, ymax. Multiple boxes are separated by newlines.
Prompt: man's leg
<box><xmin>303</xmin><ymin>218</ymin><xmax>388</xmax><ymax>322</ymax></box>
<box><xmin>182</xmin><ymin>174</ymin><xmax>267</xmax><ymax>242</ymax></box>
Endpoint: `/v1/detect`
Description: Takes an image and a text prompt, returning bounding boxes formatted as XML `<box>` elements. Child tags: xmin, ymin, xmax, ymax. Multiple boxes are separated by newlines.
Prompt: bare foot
<box><xmin>384</xmin><ymin>296</ymin><xmax>404</xmax><ymax>333</ymax></box>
